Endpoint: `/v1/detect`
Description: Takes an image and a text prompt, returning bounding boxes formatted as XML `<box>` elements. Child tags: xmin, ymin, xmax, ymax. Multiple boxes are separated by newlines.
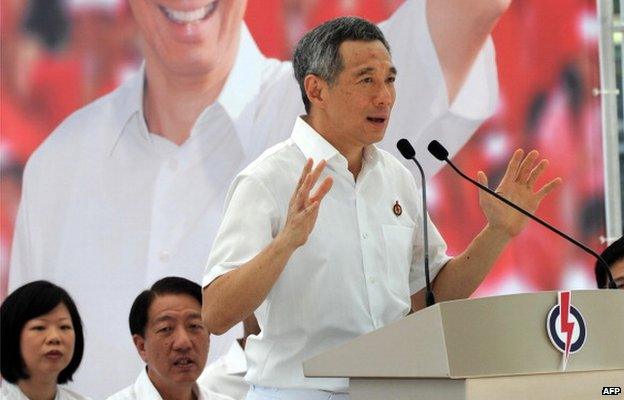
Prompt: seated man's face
<box><xmin>128</xmin><ymin>0</ymin><xmax>247</xmax><ymax>75</ymax></box>
<box><xmin>322</xmin><ymin>39</ymin><xmax>396</xmax><ymax>148</ymax></box>
<box><xmin>133</xmin><ymin>294</ymin><xmax>209</xmax><ymax>387</ymax></box>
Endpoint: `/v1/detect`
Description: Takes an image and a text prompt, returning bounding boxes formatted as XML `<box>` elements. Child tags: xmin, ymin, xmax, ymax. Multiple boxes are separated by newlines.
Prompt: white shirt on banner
<box><xmin>1</xmin><ymin>382</ymin><xmax>90</xmax><ymax>400</ymax></box>
<box><xmin>106</xmin><ymin>368</ymin><xmax>232</xmax><ymax>400</ymax></box>
<box><xmin>204</xmin><ymin>117</ymin><xmax>452</xmax><ymax>392</ymax></box>
<box><xmin>9</xmin><ymin>0</ymin><xmax>497</xmax><ymax>398</ymax></box>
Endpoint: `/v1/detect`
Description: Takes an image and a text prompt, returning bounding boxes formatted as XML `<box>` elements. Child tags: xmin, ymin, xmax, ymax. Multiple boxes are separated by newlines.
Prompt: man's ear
<box><xmin>304</xmin><ymin>74</ymin><xmax>328</xmax><ymax>111</ymax></box>
<box><xmin>132</xmin><ymin>334</ymin><xmax>148</xmax><ymax>363</ymax></box>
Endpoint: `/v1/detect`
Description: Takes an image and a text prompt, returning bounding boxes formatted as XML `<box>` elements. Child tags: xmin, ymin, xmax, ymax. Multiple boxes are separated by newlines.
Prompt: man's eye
<box><xmin>158</xmin><ymin>326</ymin><xmax>173</xmax><ymax>333</ymax></box>
<box><xmin>360</xmin><ymin>77</ymin><xmax>373</xmax><ymax>83</ymax></box>
<box><xmin>387</xmin><ymin>76</ymin><xmax>396</xmax><ymax>83</ymax></box>
<box><xmin>189</xmin><ymin>323</ymin><xmax>204</xmax><ymax>331</ymax></box>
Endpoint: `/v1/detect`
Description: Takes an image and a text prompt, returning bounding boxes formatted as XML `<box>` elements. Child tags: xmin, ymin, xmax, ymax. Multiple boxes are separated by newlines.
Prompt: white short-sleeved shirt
<box><xmin>105</xmin><ymin>368</ymin><xmax>233</xmax><ymax>400</ymax></box>
<box><xmin>204</xmin><ymin>117</ymin><xmax>451</xmax><ymax>392</ymax></box>
<box><xmin>9</xmin><ymin>1</ymin><xmax>496</xmax><ymax>397</ymax></box>
<box><xmin>198</xmin><ymin>341</ymin><xmax>249</xmax><ymax>400</ymax></box>
<box><xmin>0</xmin><ymin>382</ymin><xmax>91</xmax><ymax>400</ymax></box>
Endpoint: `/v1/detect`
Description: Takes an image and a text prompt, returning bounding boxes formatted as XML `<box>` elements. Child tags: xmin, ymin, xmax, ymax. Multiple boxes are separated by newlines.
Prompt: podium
<box><xmin>303</xmin><ymin>290</ymin><xmax>624</xmax><ymax>399</ymax></box>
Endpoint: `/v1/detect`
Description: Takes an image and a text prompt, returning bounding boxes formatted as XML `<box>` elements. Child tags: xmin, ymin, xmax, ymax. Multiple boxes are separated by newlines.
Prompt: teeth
<box><xmin>176</xmin><ymin>359</ymin><xmax>191</xmax><ymax>365</ymax></box>
<box><xmin>161</xmin><ymin>3</ymin><xmax>216</xmax><ymax>23</ymax></box>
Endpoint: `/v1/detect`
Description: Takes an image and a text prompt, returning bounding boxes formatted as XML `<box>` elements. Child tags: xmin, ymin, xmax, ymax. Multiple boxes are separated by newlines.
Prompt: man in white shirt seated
<box><xmin>202</xmin><ymin>17</ymin><xmax>561</xmax><ymax>399</ymax></box>
<box><xmin>107</xmin><ymin>277</ymin><xmax>233</xmax><ymax>400</ymax></box>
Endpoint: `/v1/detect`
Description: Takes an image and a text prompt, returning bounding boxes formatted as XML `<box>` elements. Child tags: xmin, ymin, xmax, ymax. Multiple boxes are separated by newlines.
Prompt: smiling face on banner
<box><xmin>128</xmin><ymin>0</ymin><xmax>247</xmax><ymax>77</ymax></box>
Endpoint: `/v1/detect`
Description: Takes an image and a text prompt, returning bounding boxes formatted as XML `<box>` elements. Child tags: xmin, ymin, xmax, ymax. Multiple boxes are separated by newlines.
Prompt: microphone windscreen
<box><xmin>427</xmin><ymin>140</ymin><xmax>449</xmax><ymax>161</ymax></box>
<box><xmin>397</xmin><ymin>139</ymin><xmax>416</xmax><ymax>159</ymax></box>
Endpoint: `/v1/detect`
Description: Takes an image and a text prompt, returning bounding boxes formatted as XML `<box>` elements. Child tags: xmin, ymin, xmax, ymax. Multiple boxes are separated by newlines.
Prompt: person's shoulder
<box><xmin>239</xmin><ymin>138</ymin><xmax>298</xmax><ymax>181</ymax></box>
<box><xmin>47</xmin><ymin>73</ymin><xmax>135</xmax><ymax>141</ymax></box>
<box><xmin>377</xmin><ymin>147</ymin><xmax>411</xmax><ymax>174</ymax></box>
<box><xmin>375</xmin><ymin>147</ymin><xmax>418</xmax><ymax>188</ymax></box>
<box><xmin>260</xmin><ymin>58</ymin><xmax>295</xmax><ymax>87</ymax></box>
<box><xmin>104</xmin><ymin>384</ymin><xmax>135</xmax><ymax>400</ymax></box>
<box><xmin>198</xmin><ymin>386</ymin><xmax>235</xmax><ymax>400</ymax></box>
<box><xmin>24</xmin><ymin>74</ymin><xmax>139</xmax><ymax>177</ymax></box>
<box><xmin>1</xmin><ymin>381</ymin><xmax>26</xmax><ymax>399</ymax></box>
<box><xmin>57</xmin><ymin>385</ymin><xmax>93</xmax><ymax>400</ymax></box>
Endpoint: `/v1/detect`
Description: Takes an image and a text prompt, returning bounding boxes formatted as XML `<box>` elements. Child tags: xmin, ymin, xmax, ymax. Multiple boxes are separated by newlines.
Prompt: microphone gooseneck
<box><xmin>396</xmin><ymin>139</ymin><xmax>435</xmax><ymax>307</ymax></box>
<box><xmin>427</xmin><ymin>140</ymin><xmax>618</xmax><ymax>290</ymax></box>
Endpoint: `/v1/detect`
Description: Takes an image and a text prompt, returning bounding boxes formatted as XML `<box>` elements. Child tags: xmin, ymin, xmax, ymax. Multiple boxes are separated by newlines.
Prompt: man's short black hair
<box><xmin>1</xmin><ymin>280</ymin><xmax>84</xmax><ymax>384</ymax></box>
<box><xmin>595</xmin><ymin>236</ymin><xmax>624</xmax><ymax>288</ymax></box>
<box><xmin>293</xmin><ymin>16</ymin><xmax>391</xmax><ymax>113</ymax></box>
<box><xmin>129</xmin><ymin>276</ymin><xmax>202</xmax><ymax>337</ymax></box>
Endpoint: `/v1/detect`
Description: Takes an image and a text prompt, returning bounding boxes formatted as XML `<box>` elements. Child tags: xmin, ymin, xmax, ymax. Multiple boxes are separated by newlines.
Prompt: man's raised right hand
<box><xmin>278</xmin><ymin>158</ymin><xmax>333</xmax><ymax>249</ymax></box>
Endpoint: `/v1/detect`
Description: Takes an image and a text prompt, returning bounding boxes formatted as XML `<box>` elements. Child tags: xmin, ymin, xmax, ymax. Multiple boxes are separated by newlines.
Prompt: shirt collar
<box><xmin>194</xmin><ymin>23</ymin><xmax>266</xmax><ymax>157</ymax></box>
<box><xmin>137</xmin><ymin>367</ymin><xmax>203</xmax><ymax>400</ymax></box>
<box><xmin>108</xmin><ymin>23</ymin><xmax>266</xmax><ymax>155</ymax></box>
<box><xmin>291</xmin><ymin>116</ymin><xmax>341</xmax><ymax>164</ymax></box>
<box><xmin>215</xmin><ymin>23</ymin><xmax>265</xmax><ymax>122</ymax></box>
<box><xmin>291</xmin><ymin>116</ymin><xmax>381</xmax><ymax>169</ymax></box>
<box><xmin>106</xmin><ymin>62</ymin><xmax>146</xmax><ymax>155</ymax></box>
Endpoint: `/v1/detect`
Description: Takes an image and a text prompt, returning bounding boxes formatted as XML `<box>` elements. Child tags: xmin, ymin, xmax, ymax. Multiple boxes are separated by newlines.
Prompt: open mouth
<box><xmin>159</xmin><ymin>1</ymin><xmax>218</xmax><ymax>24</ymax></box>
<box><xmin>173</xmin><ymin>357</ymin><xmax>196</xmax><ymax>368</ymax></box>
<box><xmin>367</xmin><ymin>117</ymin><xmax>387</xmax><ymax>124</ymax></box>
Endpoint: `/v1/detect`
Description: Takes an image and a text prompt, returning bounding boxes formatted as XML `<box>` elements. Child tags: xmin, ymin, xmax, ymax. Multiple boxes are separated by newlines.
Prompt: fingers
<box><xmin>308</xmin><ymin>159</ymin><xmax>328</xmax><ymax>190</ymax></box>
<box><xmin>296</xmin><ymin>158</ymin><xmax>314</xmax><ymax>191</ymax></box>
<box><xmin>292</xmin><ymin>159</ymin><xmax>313</xmax><ymax>208</ymax></box>
<box><xmin>293</xmin><ymin>159</ymin><xmax>330</xmax><ymax>210</ymax></box>
<box><xmin>499</xmin><ymin>149</ymin><xmax>524</xmax><ymax>187</ymax></box>
<box><xmin>526</xmin><ymin>159</ymin><xmax>549</xmax><ymax>188</ymax></box>
<box><xmin>299</xmin><ymin>159</ymin><xmax>327</xmax><ymax>201</ymax></box>
<box><xmin>535</xmin><ymin>177</ymin><xmax>562</xmax><ymax>202</ymax></box>
<box><xmin>516</xmin><ymin>150</ymin><xmax>539</xmax><ymax>183</ymax></box>
<box><xmin>310</xmin><ymin>177</ymin><xmax>333</xmax><ymax>204</ymax></box>
<box><xmin>476</xmin><ymin>171</ymin><xmax>488</xmax><ymax>188</ymax></box>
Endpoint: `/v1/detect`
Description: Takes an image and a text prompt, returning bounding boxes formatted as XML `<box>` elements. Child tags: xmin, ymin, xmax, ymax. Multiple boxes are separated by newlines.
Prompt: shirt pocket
<box><xmin>382</xmin><ymin>224</ymin><xmax>415</xmax><ymax>299</ymax></box>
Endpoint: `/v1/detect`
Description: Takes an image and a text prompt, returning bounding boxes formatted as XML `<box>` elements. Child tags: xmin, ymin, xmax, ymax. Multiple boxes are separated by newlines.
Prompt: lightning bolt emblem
<box><xmin>559</xmin><ymin>291</ymin><xmax>575</xmax><ymax>370</ymax></box>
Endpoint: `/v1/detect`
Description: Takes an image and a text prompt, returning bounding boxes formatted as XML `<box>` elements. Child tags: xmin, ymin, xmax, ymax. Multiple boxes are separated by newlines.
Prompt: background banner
<box><xmin>0</xmin><ymin>0</ymin><xmax>607</xmax><ymax>395</ymax></box>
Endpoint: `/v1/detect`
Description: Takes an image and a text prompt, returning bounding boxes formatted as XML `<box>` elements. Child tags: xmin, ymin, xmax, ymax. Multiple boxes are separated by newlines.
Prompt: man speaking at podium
<box><xmin>202</xmin><ymin>16</ymin><xmax>560</xmax><ymax>399</ymax></box>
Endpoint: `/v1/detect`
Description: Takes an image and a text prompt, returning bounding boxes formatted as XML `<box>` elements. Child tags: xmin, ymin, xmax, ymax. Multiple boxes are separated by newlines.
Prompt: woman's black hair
<box><xmin>1</xmin><ymin>280</ymin><xmax>84</xmax><ymax>383</ymax></box>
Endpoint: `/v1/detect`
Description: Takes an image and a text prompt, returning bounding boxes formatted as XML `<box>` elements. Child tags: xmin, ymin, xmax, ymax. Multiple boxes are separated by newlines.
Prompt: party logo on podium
<box><xmin>546</xmin><ymin>291</ymin><xmax>587</xmax><ymax>371</ymax></box>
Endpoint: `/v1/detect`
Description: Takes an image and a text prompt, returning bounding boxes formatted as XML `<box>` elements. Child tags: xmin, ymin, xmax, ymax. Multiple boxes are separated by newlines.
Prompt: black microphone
<box><xmin>427</xmin><ymin>140</ymin><xmax>618</xmax><ymax>289</ymax></box>
<box><xmin>397</xmin><ymin>139</ymin><xmax>435</xmax><ymax>307</ymax></box>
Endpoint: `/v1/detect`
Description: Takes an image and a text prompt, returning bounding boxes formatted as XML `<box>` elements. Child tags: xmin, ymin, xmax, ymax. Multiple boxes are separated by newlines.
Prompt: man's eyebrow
<box><xmin>187</xmin><ymin>312</ymin><xmax>202</xmax><ymax>320</ymax></box>
<box><xmin>353</xmin><ymin>67</ymin><xmax>375</xmax><ymax>77</ymax></box>
<box><xmin>352</xmin><ymin>66</ymin><xmax>397</xmax><ymax>77</ymax></box>
<box><xmin>152</xmin><ymin>315</ymin><xmax>175</xmax><ymax>324</ymax></box>
<box><xmin>152</xmin><ymin>312</ymin><xmax>203</xmax><ymax>324</ymax></box>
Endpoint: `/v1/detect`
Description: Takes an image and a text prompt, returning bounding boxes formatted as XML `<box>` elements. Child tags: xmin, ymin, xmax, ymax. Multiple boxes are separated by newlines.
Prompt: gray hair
<box><xmin>293</xmin><ymin>16</ymin><xmax>391</xmax><ymax>113</ymax></box>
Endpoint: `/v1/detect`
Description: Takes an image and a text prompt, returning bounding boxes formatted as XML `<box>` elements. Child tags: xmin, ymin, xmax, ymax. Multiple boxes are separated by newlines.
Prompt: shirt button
<box><xmin>168</xmin><ymin>159</ymin><xmax>179</xmax><ymax>171</ymax></box>
<box><xmin>159</xmin><ymin>250</ymin><xmax>170</xmax><ymax>262</ymax></box>
<box><xmin>369</xmin><ymin>277</ymin><xmax>376</xmax><ymax>284</ymax></box>
<box><xmin>362</xmin><ymin>233</ymin><xmax>369</xmax><ymax>239</ymax></box>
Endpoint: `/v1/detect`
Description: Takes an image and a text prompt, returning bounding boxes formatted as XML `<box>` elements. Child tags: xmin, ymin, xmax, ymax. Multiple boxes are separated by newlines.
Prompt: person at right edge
<box><xmin>202</xmin><ymin>16</ymin><xmax>561</xmax><ymax>400</ymax></box>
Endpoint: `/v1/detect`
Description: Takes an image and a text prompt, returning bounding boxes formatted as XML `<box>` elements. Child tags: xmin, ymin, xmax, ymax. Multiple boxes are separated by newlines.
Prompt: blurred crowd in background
<box><xmin>0</xmin><ymin>0</ymin><xmax>608</xmax><ymax>301</ymax></box>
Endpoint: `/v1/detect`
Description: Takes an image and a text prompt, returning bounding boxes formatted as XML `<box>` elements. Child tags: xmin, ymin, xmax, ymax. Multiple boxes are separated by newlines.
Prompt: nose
<box><xmin>46</xmin><ymin>327</ymin><xmax>62</xmax><ymax>345</ymax></box>
<box><xmin>374</xmin><ymin>81</ymin><xmax>394</xmax><ymax>108</ymax></box>
<box><xmin>172</xmin><ymin>327</ymin><xmax>192</xmax><ymax>351</ymax></box>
